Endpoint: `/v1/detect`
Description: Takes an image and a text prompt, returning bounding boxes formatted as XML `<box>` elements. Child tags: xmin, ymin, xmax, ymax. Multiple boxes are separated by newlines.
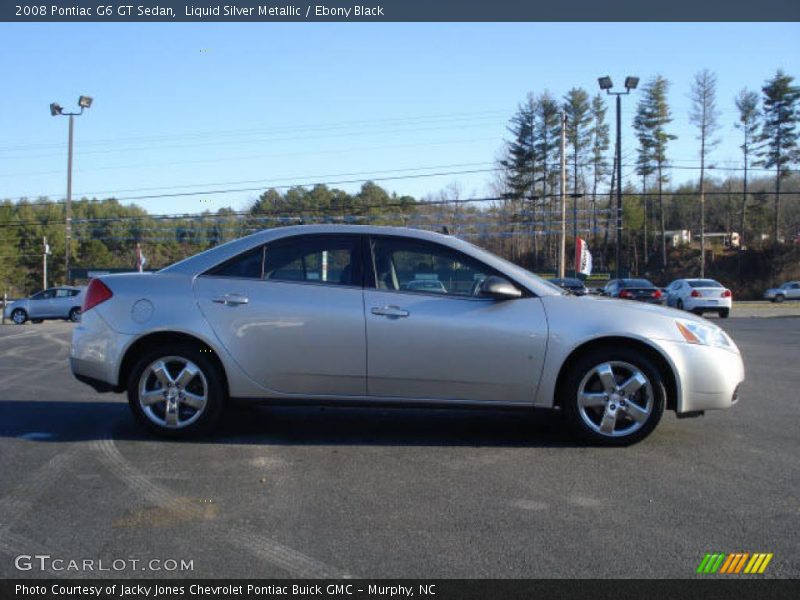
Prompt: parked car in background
<box><xmin>602</xmin><ymin>279</ymin><xmax>664</xmax><ymax>304</ymax></box>
<box><xmin>548</xmin><ymin>277</ymin><xmax>588</xmax><ymax>296</ymax></box>
<box><xmin>4</xmin><ymin>286</ymin><xmax>85</xmax><ymax>324</ymax></box>
<box><xmin>763</xmin><ymin>281</ymin><xmax>800</xmax><ymax>303</ymax></box>
<box><xmin>70</xmin><ymin>225</ymin><xmax>744</xmax><ymax>445</ymax></box>
<box><xmin>666</xmin><ymin>279</ymin><xmax>732</xmax><ymax>318</ymax></box>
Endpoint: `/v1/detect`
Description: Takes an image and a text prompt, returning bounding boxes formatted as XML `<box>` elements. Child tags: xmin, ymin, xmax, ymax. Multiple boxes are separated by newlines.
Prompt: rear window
<box><xmin>621</xmin><ymin>279</ymin><xmax>655</xmax><ymax>288</ymax></box>
<box><xmin>688</xmin><ymin>279</ymin><xmax>722</xmax><ymax>288</ymax></box>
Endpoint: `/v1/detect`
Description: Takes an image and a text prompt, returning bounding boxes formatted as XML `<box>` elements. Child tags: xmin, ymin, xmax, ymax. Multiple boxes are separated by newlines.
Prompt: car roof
<box><xmin>158</xmin><ymin>224</ymin><xmax>563</xmax><ymax>297</ymax></box>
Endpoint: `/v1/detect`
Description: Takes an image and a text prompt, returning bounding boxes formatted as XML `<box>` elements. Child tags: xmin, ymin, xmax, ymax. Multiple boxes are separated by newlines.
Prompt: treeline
<box><xmin>0</xmin><ymin>183</ymin><xmax>422</xmax><ymax>294</ymax></box>
<box><xmin>496</xmin><ymin>69</ymin><xmax>800</xmax><ymax>274</ymax></box>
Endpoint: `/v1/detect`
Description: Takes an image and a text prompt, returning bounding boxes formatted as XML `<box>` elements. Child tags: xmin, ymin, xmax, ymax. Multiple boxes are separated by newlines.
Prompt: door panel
<box><xmin>364</xmin><ymin>291</ymin><xmax>547</xmax><ymax>403</ymax></box>
<box><xmin>196</xmin><ymin>278</ymin><xmax>366</xmax><ymax>396</ymax></box>
<box><xmin>194</xmin><ymin>234</ymin><xmax>367</xmax><ymax>397</ymax></box>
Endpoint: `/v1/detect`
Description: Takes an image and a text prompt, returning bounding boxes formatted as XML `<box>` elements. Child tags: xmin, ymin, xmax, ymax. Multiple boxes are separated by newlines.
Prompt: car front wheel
<box><xmin>11</xmin><ymin>309</ymin><xmax>27</xmax><ymax>325</ymax></box>
<box><xmin>773</xmin><ymin>295</ymin><xmax>785</xmax><ymax>303</ymax></box>
<box><xmin>561</xmin><ymin>347</ymin><xmax>666</xmax><ymax>446</ymax></box>
<box><xmin>127</xmin><ymin>344</ymin><xmax>224</xmax><ymax>438</ymax></box>
<box><xmin>68</xmin><ymin>307</ymin><xmax>81</xmax><ymax>322</ymax></box>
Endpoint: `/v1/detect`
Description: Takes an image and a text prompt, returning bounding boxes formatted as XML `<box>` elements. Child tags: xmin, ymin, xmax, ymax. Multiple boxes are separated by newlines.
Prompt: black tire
<box><xmin>676</xmin><ymin>299</ymin><xmax>684</xmax><ymax>310</ymax></box>
<box><xmin>11</xmin><ymin>309</ymin><xmax>27</xmax><ymax>325</ymax></box>
<box><xmin>127</xmin><ymin>343</ymin><xmax>225</xmax><ymax>438</ymax></box>
<box><xmin>773</xmin><ymin>295</ymin><xmax>785</xmax><ymax>304</ymax></box>
<box><xmin>560</xmin><ymin>346</ymin><xmax>666</xmax><ymax>446</ymax></box>
<box><xmin>692</xmin><ymin>309</ymin><xmax>703</xmax><ymax>316</ymax></box>
<box><xmin>68</xmin><ymin>307</ymin><xmax>81</xmax><ymax>322</ymax></box>
<box><xmin>31</xmin><ymin>319</ymin><xmax>43</xmax><ymax>324</ymax></box>
<box><xmin>719</xmin><ymin>308</ymin><xmax>730</xmax><ymax>319</ymax></box>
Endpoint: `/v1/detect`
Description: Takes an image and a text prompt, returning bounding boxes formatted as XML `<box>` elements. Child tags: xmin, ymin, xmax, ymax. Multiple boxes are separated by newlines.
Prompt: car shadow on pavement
<box><xmin>0</xmin><ymin>399</ymin><xmax>585</xmax><ymax>448</ymax></box>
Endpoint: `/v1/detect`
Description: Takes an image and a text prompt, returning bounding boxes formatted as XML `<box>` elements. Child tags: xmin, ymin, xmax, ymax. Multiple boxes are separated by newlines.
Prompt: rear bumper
<box><xmin>70</xmin><ymin>309</ymin><xmax>133</xmax><ymax>391</ymax></box>
<box><xmin>684</xmin><ymin>297</ymin><xmax>732</xmax><ymax>311</ymax></box>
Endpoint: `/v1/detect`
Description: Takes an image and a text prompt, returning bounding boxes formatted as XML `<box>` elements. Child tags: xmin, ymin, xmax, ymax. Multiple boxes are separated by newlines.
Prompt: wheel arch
<box><xmin>117</xmin><ymin>331</ymin><xmax>229</xmax><ymax>399</ymax></box>
<box><xmin>553</xmin><ymin>336</ymin><xmax>679</xmax><ymax>412</ymax></box>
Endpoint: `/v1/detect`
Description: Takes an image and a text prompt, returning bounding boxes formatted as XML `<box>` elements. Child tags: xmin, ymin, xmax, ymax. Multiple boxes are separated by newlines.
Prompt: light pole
<box><xmin>598</xmin><ymin>76</ymin><xmax>637</xmax><ymax>279</ymax></box>
<box><xmin>50</xmin><ymin>95</ymin><xmax>92</xmax><ymax>284</ymax></box>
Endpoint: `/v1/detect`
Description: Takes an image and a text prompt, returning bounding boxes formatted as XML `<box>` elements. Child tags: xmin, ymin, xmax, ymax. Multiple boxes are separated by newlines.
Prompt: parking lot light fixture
<box><xmin>50</xmin><ymin>95</ymin><xmax>92</xmax><ymax>284</ymax></box>
<box><xmin>598</xmin><ymin>75</ymin><xmax>638</xmax><ymax>279</ymax></box>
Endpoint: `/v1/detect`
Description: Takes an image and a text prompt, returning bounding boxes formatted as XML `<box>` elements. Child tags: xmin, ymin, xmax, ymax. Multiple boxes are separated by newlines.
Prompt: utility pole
<box><xmin>66</xmin><ymin>114</ymin><xmax>73</xmax><ymax>284</ymax></box>
<box><xmin>43</xmin><ymin>236</ymin><xmax>49</xmax><ymax>290</ymax></box>
<box><xmin>558</xmin><ymin>112</ymin><xmax>567</xmax><ymax>279</ymax></box>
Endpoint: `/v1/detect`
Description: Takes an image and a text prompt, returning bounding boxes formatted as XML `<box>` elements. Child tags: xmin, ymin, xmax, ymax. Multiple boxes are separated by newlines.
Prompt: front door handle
<box><xmin>371</xmin><ymin>305</ymin><xmax>409</xmax><ymax>318</ymax></box>
<box><xmin>212</xmin><ymin>293</ymin><xmax>249</xmax><ymax>306</ymax></box>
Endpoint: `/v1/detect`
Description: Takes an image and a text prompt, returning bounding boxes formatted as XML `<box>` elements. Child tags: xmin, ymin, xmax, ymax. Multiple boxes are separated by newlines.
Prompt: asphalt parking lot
<box><xmin>0</xmin><ymin>314</ymin><xmax>798</xmax><ymax>579</ymax></box>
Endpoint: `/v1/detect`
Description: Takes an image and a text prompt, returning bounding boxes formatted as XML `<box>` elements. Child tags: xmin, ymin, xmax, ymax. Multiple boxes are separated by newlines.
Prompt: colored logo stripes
<box><xmin>697</xmin><ymin>553</ymin><xmax>773</xmax><ymax>574</ymax></box>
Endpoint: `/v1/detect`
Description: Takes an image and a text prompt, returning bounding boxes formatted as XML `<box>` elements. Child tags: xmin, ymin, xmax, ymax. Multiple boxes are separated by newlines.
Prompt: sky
<box><xmin>0</xmin><ymin>22</ymin><xmax>798</xmax><ymax>215</ymax></box>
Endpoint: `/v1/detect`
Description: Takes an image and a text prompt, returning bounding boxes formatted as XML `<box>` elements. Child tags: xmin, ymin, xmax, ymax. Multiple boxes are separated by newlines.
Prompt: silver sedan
<box><xmin>70</xmin><ymin>225</ymin><xmax>744</xmax><ymax>445</ymax></box>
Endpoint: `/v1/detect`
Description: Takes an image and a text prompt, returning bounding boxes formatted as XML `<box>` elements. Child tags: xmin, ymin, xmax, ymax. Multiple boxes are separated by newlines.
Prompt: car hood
<box><xmin>540</xmin><ymin>292</ymin><xmax>729</xmax><ymax>351</ymax></box>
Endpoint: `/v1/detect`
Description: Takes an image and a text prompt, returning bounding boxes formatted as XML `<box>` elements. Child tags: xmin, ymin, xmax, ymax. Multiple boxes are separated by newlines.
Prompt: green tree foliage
<box><xmin>734</xmin><ymin>88</ymin><xmax>761</xmax><ymax>248</ymax></box>
<box><xmin>588</xmin><ymin>94</ymin><xmax>610</xmax><ymax>246</ymax></box>
<box><xmin>634</xmin><ymin>76</ymin><xmax>677</xmax><ymax>269</ymax></box>
<box><xmin>757</xmin><ymin>70</ymin><xmax>800</xmax><ymax>243</ymax></box>
<box><xmin>563</xmin><ymin>87</ymin><xmax>592</xmax><ymax>244</ymax></box>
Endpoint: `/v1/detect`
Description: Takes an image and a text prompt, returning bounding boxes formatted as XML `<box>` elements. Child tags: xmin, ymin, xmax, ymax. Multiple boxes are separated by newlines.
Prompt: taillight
<box><xmin>722</xmin><ymin>290</ymin><xmax>732</xmax><ymax>298</ymax></box>
<box><xmin>82</xmin><ymin>279</ymin><xmax>113</xmax><ymax>313</ymax></box>
<box><xmin>691</xmin><ymin>290</ymin><xmax>701</xmax><ymax>297</ymax></box>
<box><xmin>619</xmin><ymin>290</ymin><xmax>633</xmax><ymax>298</ymax></box>
<box><xmin>653</xmin><ymin>290</ymin><xmax>662</xmax><ymax>299</ymax></box>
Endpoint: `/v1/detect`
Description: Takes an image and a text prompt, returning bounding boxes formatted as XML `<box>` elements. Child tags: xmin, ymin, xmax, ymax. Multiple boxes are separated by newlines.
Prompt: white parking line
<box><xmin>91</xmin><ymin>437</ymin><xmax>352</xmax><ymax>578</ymax></box>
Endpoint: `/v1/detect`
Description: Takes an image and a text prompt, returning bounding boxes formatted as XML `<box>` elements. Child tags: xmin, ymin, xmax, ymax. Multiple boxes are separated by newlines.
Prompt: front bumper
<box><xmin>659</xmin><ymin>340</ymin><xmax>745</xmax><ymax>413</ymax></box>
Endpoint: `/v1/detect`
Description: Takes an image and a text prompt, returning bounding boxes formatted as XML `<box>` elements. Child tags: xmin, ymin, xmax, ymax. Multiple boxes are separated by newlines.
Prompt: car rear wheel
<box><xmin>561</xmin><ymin>347</ymin><xmax>665</xmax><ymax>446</ymax></box>
<box><xmin>11</xmin><ymin>309</ymin><xmax>27</xmax><ymax>325</ymax></box>
<box><xmin>719</xmin><ymin>308</ymin><xmax>730</xmax><ymax>318</ymax></box>
<box><xmin>676</xmin><ymin>299</ymin><xmax>684</xmax><ymax>310</ymax></box>
<box><xmin>127</xmin><ymin>344</ymin><xmax>224</xmax><ymax>438</ymax></box>
<box><xmin>68</xmin><ymin>307</ymin><xmax>81</xmax><ymax>322</ymax></box>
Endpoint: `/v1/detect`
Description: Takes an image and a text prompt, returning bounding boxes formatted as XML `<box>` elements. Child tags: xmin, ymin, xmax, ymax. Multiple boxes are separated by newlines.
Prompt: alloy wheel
<box><xmin>138</xmin><ymin>356</ymin><xmax>208</xmax><ymax>429</ymax></box>
<box><xmin>576</xmin><ymin>361</ymin><xmax>654</xmax><ymax>438</ymax></box>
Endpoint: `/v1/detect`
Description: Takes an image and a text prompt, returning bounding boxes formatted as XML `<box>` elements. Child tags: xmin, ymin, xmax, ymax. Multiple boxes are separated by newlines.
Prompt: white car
<box><xmin>763</xmin><ymin>281</ymin><xmax>800</xmax><ymax>303</ymax></box>
<box><xmin>665</xmin><ymin>279</ymin><xmax>732</xmax><ymax>318</ymax></box>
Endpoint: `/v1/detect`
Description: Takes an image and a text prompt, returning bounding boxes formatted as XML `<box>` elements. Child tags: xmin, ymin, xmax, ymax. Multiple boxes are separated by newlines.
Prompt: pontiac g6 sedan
<box><xmin>70</xmin><ymin>226</ymin><xmax>744</xmax><ymax>445</ymax></box>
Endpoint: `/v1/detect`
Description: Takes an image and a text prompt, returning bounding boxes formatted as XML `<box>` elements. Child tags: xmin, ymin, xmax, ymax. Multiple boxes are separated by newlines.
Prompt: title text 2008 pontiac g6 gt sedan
<box><xmin>70</xmin><ymin>225</ymin><xmax>744</xmax><ymax>445</ymax></box>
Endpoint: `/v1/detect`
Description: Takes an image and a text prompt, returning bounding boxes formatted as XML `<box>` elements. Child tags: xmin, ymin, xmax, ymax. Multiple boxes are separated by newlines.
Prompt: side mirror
<box><xmin>479</xmin><ymin>276</ymin><xmax>522</xmax><ymax>300</ymax></box>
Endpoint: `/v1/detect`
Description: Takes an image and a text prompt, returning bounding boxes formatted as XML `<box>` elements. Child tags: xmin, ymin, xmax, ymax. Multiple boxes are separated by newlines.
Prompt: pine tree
<box><xmin>589</xmin><ymin>94</ymin><xmax>610</xmax><ymax>250</ymax></box>
<box><xmin>734</xmin><ymin>88</ymin><xmax>761</xmax><ymax>249</ymax></box>
<box><xmin>689</xmin><ymin>69</ymin><xmax>721</xmax><ymax>277</ymax></box>
<box><xmin>563</xmin><ymin>87</ymin><xmax>592</xmax><ymax>248</ymax></box>
<box><xmin>757</xmin><ymin>70</ymin><xmax>800</xmax><ymax>244</ymax></box>
<box><xmin>634</xmin><ymin>76</ymin><xmax>676</xmax><ymax>269</ymax></box>
<box><xmin>535</xmin><ymin>92</ymin><xmax>562</xmax><ymax>269</ymax></box>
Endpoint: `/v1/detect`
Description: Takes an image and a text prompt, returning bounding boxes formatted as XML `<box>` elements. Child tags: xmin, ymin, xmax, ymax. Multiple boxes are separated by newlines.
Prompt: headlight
<box><xmin>675</xmin><ymin>319</ymin><xmax>732</xmax><ymax>348</ymax></box>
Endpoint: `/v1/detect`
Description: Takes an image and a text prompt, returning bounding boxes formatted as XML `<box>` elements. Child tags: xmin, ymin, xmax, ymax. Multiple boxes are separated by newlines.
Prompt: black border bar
<box><xmin>3</xmin><ymin>580</ymin><xmax>800</xmax><ymax>600</ymax></box>
<box><xmin>4</xmin><ymin>0</ymin><xmax>800</xmax><ymax>22</ymax></box>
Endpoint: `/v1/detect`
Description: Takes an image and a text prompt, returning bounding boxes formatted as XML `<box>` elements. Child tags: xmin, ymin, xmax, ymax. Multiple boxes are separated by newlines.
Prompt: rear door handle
<box><xmin>371</xmin><ymin>305</ymin><xmax>409</xmax><ymax>318</ymax></box>
<box><xmin>212</xmin><ymin>293</ymin><xmax>249</xmax><ymax>306</ymax></box>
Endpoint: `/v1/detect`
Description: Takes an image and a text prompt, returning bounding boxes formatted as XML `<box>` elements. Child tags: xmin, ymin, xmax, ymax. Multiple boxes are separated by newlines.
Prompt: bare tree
<box><xmin>689</xmin><ymin>69</ymin><xmax>721</xmax><ymax>277</ymax></box>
